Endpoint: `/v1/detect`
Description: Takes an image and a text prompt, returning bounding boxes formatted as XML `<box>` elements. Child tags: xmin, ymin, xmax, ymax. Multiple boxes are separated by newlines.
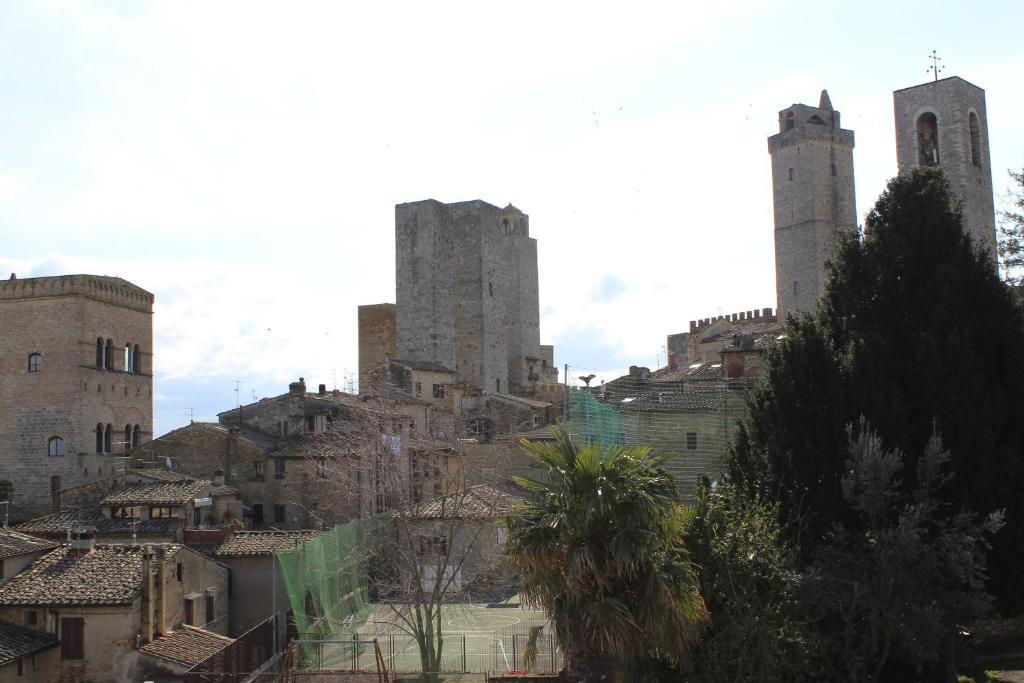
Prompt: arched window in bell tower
<box><xmin>969</xmin><ymin>112</ymin><xmax>981</xmax><ymax>168</ymax></box>
<box><xmin>916</xmin><ymin>112</ymin><xmax>940</xmax><ymax>166</ymax></box>
<box><xmin>784</xmin><ymin>111</ymin><xmax>795</xmax><ymax>131</ymax></box>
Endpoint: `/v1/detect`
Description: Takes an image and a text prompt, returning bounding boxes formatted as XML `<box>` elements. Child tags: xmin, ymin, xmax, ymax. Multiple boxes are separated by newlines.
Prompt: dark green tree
<box><xmin>733</xmin><ymin>167</ymin><xmax>1024</xmax><ymax>613</ymax></box>
<box><xmin>997</xmin><ymin>167</ymin><xmax>1024</xmax><ymax>287</ymax></box>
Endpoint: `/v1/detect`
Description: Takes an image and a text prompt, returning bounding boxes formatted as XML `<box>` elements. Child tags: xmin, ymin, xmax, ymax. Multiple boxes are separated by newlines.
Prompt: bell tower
<box><xmin>768</xmin><ymin>90</ymin><xmax>858</xmax><ymax>318</ymax></box>
<box><xmin>893</xmin><ymin>76</ymin><xmax>996</xmax><ymax>261</ymax></box>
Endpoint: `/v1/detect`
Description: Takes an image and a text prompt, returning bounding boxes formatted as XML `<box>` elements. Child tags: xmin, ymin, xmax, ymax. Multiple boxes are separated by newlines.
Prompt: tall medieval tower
<box><xmin>394</xmin><ymin>199</ymin><xmax>543</xmax><ymax>395</ymax></box>
<box><xmin>893</xmin><ymin>76</ymin><xmax>996</xmax><ymax>260</ymax></box>
<box><xmin>768</xmin><ymin>90</ymin><xmax>857</xmax><ymax>318</ymax></box>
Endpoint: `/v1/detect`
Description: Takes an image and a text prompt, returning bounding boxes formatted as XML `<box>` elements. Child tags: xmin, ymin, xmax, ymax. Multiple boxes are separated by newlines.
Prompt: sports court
<box><xmin>296</xmin><ymin>597</ymin><xmax>561</xmax><ymax>674</ymax></box>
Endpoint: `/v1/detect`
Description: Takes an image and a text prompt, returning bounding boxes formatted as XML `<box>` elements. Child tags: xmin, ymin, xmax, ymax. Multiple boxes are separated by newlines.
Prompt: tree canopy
<box><xmin>732</xmin><ymin>167</ymin><xmax>1024</xmax><ymax>613</ymax></box>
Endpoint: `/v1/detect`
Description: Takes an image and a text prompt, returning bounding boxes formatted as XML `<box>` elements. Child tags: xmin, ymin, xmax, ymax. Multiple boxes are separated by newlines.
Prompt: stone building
<box><xmin>0</xmin><ymin>620</ymin><xmax>60</xmax><ymax>683</ymax></box>
<box><xmin>0</xmin><ymin>274</ymin><xmax>154</xmax><ymax>521</ymax></box>
<box><xmin>893</xmin><ymin>76</ymin><xmax>997</xmax><ymax>260</ymax></box>
<box><xmin>360</xmin><ymin>199</ymin><xmax>556</xmax><ymax>398</ymax></box>
<box><xmin>768</xmin><ymin>90</ymin><xmax>857</xmax><ymax>318</ymax></box>
<box><xmin>666</xmin><ymin>307</ymin><xmax>781</xmax><ymax>367</ymax></box>
<box><xmin>0</xmin><ymin>538</ymin><xmax>229</xmax><ymax>683</ymax></box>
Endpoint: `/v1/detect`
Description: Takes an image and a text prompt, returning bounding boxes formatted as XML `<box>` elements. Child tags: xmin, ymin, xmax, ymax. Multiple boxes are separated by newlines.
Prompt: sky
<box><xmin>1</xmin><ymin>0</ymin><xmax>1022</xmax><ymax>437</ymax></box>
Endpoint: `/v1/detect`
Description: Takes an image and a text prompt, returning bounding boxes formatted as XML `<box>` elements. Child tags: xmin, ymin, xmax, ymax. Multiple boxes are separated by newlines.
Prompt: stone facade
<box><xmin>357</xmin><ymin>303</ymin><xmax>396</xmax><ymax>392</ymax></box>
<box><xmin>893</xmin><ymin>76</ymin><xmax>997</xmax><ymax>260</ymax></box>
<box><xmin>392</xmin><ymin>199</ymin><xmax>546</xmax><ymax>395</ymax></box>
<box><xmin>768</xmin><ymin>91</ymin><xmax>857</xmax><ymax>318</ymax></box>
<box><xmin>0</xmin><ymin>275</ymin><xmax>154</xmax><ymax>521</ymax></box>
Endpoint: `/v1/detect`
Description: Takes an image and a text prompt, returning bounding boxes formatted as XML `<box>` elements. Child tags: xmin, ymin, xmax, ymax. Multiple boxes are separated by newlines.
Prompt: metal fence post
<box><xmin>512</xmin><ymin>633</ymin><xmax>518</xmax><ymax>671</ymax></box>
<box><xmin>462</xmin><ymin>634</ymin><xmax>467</xmax><ymax>672</ymax></box>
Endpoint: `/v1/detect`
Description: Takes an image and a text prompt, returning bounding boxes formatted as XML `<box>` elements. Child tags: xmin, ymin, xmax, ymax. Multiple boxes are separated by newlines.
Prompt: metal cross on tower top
<box><xmin>927</xmin><ymin>50</ymin><xmax>944</xmax><ymax>82</ymax></box>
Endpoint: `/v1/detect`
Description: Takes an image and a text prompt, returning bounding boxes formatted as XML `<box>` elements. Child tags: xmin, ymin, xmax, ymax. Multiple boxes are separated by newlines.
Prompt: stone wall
<box><xmin>768</xmin><ymin>95</ymin><xmax>857</xmax><ymax>318</ymax></box>
<box><xmin>357</xmin><ymin>304</ymin><xmax>396</xmax><ymax>393</ymax></box>
<box><xmin>0</xmin><ymin>275</ymin><xmax>153</xmax><ymax>521</ymax></box>
<box><xmin>893</xmin><ymin>76</ymin><xmax>997</xmax><ymax>260</ymax></box>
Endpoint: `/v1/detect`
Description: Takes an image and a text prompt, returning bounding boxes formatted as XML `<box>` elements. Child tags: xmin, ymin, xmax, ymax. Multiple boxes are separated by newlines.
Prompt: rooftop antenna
<box><xmin>185</xmin><ymin>407</ymin><xmax>195</xmax><ymax>423</ymax></box>
<box><xmin>927</xmin><ymin>50</ymin><xmax>944</xmax><ymax>82</ymax></box>
<box><xmin>235</xmin><ymin>380</ymin><xmax>243</xmax><ymax>428</ymax></box>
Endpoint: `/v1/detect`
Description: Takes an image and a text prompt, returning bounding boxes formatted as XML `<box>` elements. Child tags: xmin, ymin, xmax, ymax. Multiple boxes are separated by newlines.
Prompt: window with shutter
<box><xmin>60</xmin><ymin>617</ymin><xmax>85</xmax><ymax>660</ymax></box>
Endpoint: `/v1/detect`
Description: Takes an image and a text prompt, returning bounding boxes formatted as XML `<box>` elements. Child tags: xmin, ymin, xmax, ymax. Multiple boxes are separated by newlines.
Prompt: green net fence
<box><xmin>567</xmin><ymin>387</ymin><xmax>623</xmax><ymax>446</ymax></box>
<box><xmin>276</xmin><ymin>518</ymin><xmax>376</xmax><ymax>667</ymax></box>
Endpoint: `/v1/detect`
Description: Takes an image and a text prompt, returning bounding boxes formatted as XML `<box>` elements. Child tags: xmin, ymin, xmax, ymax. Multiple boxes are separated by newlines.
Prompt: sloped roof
<box><xmin>488</xmin><ymin>393</ymin><xmax>551</xmax><ymax>410</ymax></box>
<box><xmin>101</xmin><ymin>479</ymin><xmax>211</xmax><ymax>507</ymax></box>
<box><xmin>0</xmin><ymin>529</ymin><xmax>59</xmax><ymax>560</ymax></box>
<box><xmin>616</xmin><ymin>390</ymin><xmax>726</xmax><ymax>413</ymax></box>
<box><xmin>401</xmin><ymin>485</ymin><xmax>522</xmax><ymax>520</ymax></box>
<box><xmin>213</xmin><ymin>530</ymin><xmax>321</xmax><ymax>556</ymax></box>
<box><xmin>134</xmin><ymin>469</ymin><xmax>196</xmax><ymax>483</ymax></box>
<box><xmin>721</xmin><ymin>332</ymin><xmax>784</xmax><ymax>353</ymax></box>
<box><xmin>138</xmin><ymin>626</ymin><xmax>234</xmax><ymax>668</ymax></box>
<box><xmin>649</xmin><ymin>361</ymin><xmax>723</xmax><ymax>384</ymax></box>
<box><xmin>0</xmin><ymin>620</ymin><xmax>60</xmax><ymax>666</ymax></box>
<box><xmin>0</xmin><ymin>544</ymin><xmax>181</xmax><ymax>607</ymax></box>
<box><xmin>13</xmin><ymin>507</ymin><xmax>181</xmax><ymax>539</ymax></box>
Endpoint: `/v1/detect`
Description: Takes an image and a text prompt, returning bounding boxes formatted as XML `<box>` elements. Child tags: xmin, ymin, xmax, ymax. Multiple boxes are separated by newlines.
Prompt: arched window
<box><xmin>134</xmin><ymin>345</ymin><xmax>141</xmax><ymax>374</ymax></box>
<box><xmin>969</xmin><ymin>112</ymin><xmax>981</xmax><ymax>168</ymax></box>
<box><xmin>785</xmin><ymin>111</ymin><xmax>795</xmax><ymax>130</ymax></box>
<box><xmin>124</xmin><ymin>424</ymin><xmax>132</xmax><ymax>451</ymax></box>
<box><xmin>125</xmin><ymin>344</ymin><xmax>133</xmax><ymax>373</ymax></box>
<box><xmin>788</xmin><ymin>167</ymin><xmax>794</xmax><ymax>181</ymax></box>
<box><xmin>831</xmin><ymin>163</ymin><xmax>837</xmax><ymax>177</ymax></box>
<box><xmin>28</xmin><ymin>353</ymin><xmax>42</xmax><ymax>372</ymax></box>
<box><xmin>104</xmin><ymin>339</ymin><xmax>113</xmax><ymax>369</ymax></box>
<box><xmin>132</xmin><ymin>425</ymin><xmax>141</xmax><ymax>448</ymax></box>
<box><xmin>916</xmin><ymin>112</ymin><xmax>940</xmax><ymax>166</ymax></box>
<box><xmin>103</xmin><ymin>424</ymin><xmax>113</xmax><ymax>454</ymax></box>
<box><xmin>95</xmin><ymin>424</ymin><xmax>104</xmax><ymax>453</ymax></box>
<box><xmin>48</xmin><ymin>437</ymin><xmax>64</xmax><ymax>457</ymax></box>
<box><xmin>96</xmin><ymin>338</ymin><xmax>104</xmax><ymax>368</ymax></box>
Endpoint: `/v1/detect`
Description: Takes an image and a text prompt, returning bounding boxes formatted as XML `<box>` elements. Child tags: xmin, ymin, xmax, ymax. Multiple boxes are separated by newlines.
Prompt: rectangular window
<box><xmin>111</xmin><ymin>506</ymin><xmax>135</xmax><ymax>518</ymax></box>
<box><xmin>317</xmin><ymin>458</ymin><xmax>327</xmax><ymax>478</ymax></box>
<box><xmin>176</xmin><ymin>563</ymin><xmax>183</xmax><ymax>583</ymax></box>
<box><xmin>275</xmin><ymin>459</ymin><xmax>286</xmax><ymax>479</ymax></box>
<box><xmin>254</xmin><ymin>460</ymin><xmax>265</xmax><ymax>477</ymax></box>
<box><xmin>60</xmin><ymin>617</ymin><xmax>85</xmax><ymax>660</ymax></box>
<box><xmin>185</xmin><ymin>598</ymin><xmax>194</xmax><ymax>626</ymax></box>
<box><xmin>686</xmin><ymin>432</ymin><xmax>698</xmax><ymax>450</ymax></box>
<box><xmin>193</xmin><ymin>506</ymin><xmax>202</xmax><ymax>528</ymax></box>
<box><xmin>315</xmin><ymin>414</ymin><xmax>327</xmax><ymax>432</ymax></box>
<box><xmin>16</xmin><ymin>657</ymin><xmax>23</xmax><ymax>677</ymax></box>
<box><xmin>253</xmin><ymin>504</ymin><xmax>264</xmax><ymax>524</ymax></box>
<box><xmin>274</xmin><ymin>504</ymin><xmax>286</xmax><ymax>524</ymax></box>
<box><xmin>414</xmin><ymin>381</ymin><xmax>422</xmax><ymax>396</ymax></box>
<box><xmin>149</xmin><ymin>506</ymin><xmax>175</xmax><ymax>519</ymax></box>
<box><xmin>206</xmin><ymin>594</ymin><xmax>215</xmax><ymax>624</ymax></box>
<box><xmin>432</xmin><ymin>384</ymin><xmax>445</xmax><ymax>399</ymax></box>
<box><xmin>23</xmin><ymin>610</ymin><xmax>37</xmax><ymax>628</ymax></box>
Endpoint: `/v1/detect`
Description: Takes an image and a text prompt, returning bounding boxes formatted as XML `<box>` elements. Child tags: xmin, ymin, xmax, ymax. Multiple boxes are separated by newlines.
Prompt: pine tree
<box><xmin>733</xmin><ymin>167</ymin><xmax>1024</xmax><ymax>613</ymax></box>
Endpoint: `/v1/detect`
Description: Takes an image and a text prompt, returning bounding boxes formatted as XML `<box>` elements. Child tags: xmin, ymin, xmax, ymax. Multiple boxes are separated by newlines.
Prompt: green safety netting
<box><xmin>567</xmin><ymin>388</ymin><xmax>624</xmax><ymax>446</ymax></box>
<box><xmin>276</xmin><ymin>518</ymin><xmax>374</xmax><ymax>642</ymax></box>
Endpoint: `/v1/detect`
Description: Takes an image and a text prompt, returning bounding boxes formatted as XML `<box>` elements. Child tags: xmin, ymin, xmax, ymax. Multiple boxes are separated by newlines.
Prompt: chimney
<box><xmin>332</xmin><ymin>389</ymin><xmax>342</xmax><ymax>404</ymax></box>
<box><xmin>213</xmin><ymin>469</ymin><xmax>225</xmax><ymax>487</ymax></box>
<box><xmin>67</xmin><ymin>526</ymin><xmax>96</xmax><ymax>558</ymax></box>
<box><xmin>289</xmin><ymin>377</ymin><xmax>307</xmax><ymax>396</ymax></box>
<box><xmin>141</xmin><ymin>545</ymin><xmax>155</xmax><ymax>643</ymax></box>
<box><xmin>318</xmin><ymin>383</ymin><xmax>326</xmax><ymax>396</ymax></box>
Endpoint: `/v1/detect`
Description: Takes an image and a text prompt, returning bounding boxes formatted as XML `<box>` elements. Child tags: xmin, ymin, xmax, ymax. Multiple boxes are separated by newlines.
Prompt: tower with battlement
<box><xmin>0</xmin><ymin>274</ymin><xmax>154</xmax><ymax>520</ymax></box>
<box><xmin>893</xmin><ymin>76</ymin><xmax>996</xmax><ymax>260</ymax></box>
<box><xmin>393</xmin><ymin>199</ymin><xmax>545</xmax><ymax>395</ymax></box>
<box><xmin>768</xmin><ymin>90</ymin><xmax>857</xmax><ymax>318</ymax></box>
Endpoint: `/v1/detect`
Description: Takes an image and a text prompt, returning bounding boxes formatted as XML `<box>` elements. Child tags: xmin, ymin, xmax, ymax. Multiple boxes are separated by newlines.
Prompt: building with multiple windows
<box><xmin>0</xmin><ymin>274</ymin><xmax>154</xmax><ymax>521</ymax></box>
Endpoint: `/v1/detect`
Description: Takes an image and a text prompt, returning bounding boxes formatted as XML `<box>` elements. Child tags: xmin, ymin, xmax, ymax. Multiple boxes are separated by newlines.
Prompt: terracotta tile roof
<box><xmin>0</xmin><ymin>544</ymin><xmax>181</xmax><ymax>607</ymax></box>
<box><xmin>100</xmin><ymin>479</ymin><xmax>211</xmax><ymax>507</ymax></box>
<box><xmin>721</xmin><ymin>332</ymin><xmax>784</xmax><ymax>353</ymax></box>
<box><xmin>489</xmin><ymin>393</ymin><xmax>552</xmax><ymax>410</ymax></box>
<box><xmin>401</xmin><ymin>485</ymin><xmax>522</xmax><ymax>520</ymax></box>
<box><xmin>134</xmin><ymin>469</ymin><xmax>196</xmax><ymax>483</ymax></box>
<box><xmin>617</xmin><ymin>390</ymin><xmax>726</xmax><ymax>412</ymax></box>
<box><xmin>649</xmin><ymin>361</ymin><xmax>723</xmax><ymax>384</ymax></box>
<box><xmin>0</xmin><ymin>529</ymin><xmax>59</xmax><ymax>560</ymax></box>
<box><xmin>0</xmin><ymin>620</ymin><xmax>60</xmax><ymax>666</ymax></box>
<box><xmin>208</xmin><ymin>485</ymin><xmax>238</xmax><ymax>497</ymax></box>
<box><xmin>13</xmin><ymin>507</ymin><xmax>181</xmax><ymax>539</ymax></box>
<box><xmin>138</xmin><ymin>626</ymin><xmax>234</xmax><ymax>667</ymax></box>
<box><xmin>213</xmin><ymin>530</ymin><xmax>321</xmax><ymax>556</ymax></box>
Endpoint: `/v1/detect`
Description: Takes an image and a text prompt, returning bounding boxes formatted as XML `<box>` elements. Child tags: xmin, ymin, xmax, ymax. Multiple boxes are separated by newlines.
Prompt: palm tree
<box><xmin>505</xmin><ymin>428</ymin><xmax>707</xmax><ymax>682</ymax></box>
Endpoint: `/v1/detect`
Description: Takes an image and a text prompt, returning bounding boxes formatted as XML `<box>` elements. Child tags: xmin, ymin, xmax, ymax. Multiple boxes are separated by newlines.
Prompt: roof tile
<box><xmin>138</xmin><ymin>626</ymin><xmax>234</xmax><ymax>667</ymax></box>
<box><xmin>0</xmin><ymin>529</ymin><xmax>59</xmax><ymax>560</ymax></box>
<box><xmin>213</xmin><ymin>531</ymin><xmax>320</xmax><ymax>556</ymax></box>
<box><xmin>0</xmin><ymin>620</ymin><xmax>60</xmax><ymax>666</ymax></box>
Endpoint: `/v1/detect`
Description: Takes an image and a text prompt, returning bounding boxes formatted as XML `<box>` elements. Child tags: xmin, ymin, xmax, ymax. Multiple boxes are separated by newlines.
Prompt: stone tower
<box><xmin>893</xmin><ymin>76</ymin><xmax>996</xmax><ymax>260</ymax></box>
<box><xmin>768</xmin><ymin>90</ymin><xmax>857</xmax><ymax>318</ymax></box>
<box><xmin>0</xmin><ymin>274</ymin><xmax>154</xmax><ymax>520</ymax></box>
<box><xmin>394</xmin><ymin>199</ymin><xmax>544</xmax><ymax>395</ymax></box>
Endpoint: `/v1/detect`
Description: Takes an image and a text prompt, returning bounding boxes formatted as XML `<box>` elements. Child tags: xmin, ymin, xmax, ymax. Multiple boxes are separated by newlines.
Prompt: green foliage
<box><xmin>505</xmin><ymin>428</ymin><xmax>707</xmax><ymax>681</ymax></box>
<box><xmin>733</xmin><ymin>167</ymin><xmax>1024</xmax><ymax>613</ymax></box>
<box><xmin>685</xmin><ymin>479</ymin><xmax>822</xmax><ymax>682</ymax></box>
<box><xmin>998</xmin><ymin>168</ymin><xmax>1024</xmax><ymax>287</ymax></box>
<box><xmin>806</xmin><ymin>427</ymin><xmax>1003</xmax><ymax>681</ymax></box>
